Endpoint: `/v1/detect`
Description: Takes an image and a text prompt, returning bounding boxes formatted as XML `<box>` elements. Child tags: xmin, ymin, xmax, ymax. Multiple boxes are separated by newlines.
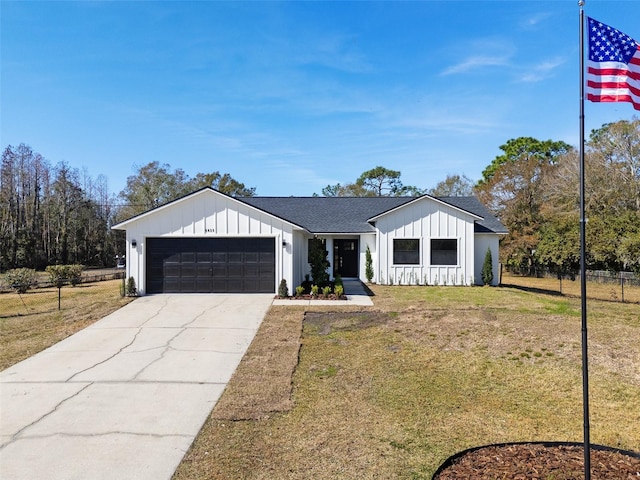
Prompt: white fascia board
<box><xmin>111</xmin><ymin>187</ymin><xmax>308</xmax><ymax>232</ymax></box>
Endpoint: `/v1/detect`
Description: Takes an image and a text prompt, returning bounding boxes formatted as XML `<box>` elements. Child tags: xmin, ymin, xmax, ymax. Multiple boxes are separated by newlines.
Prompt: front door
<box><xmin>333</xmin><ymin>239</ymin><xmax>359</xmax><ymax>278</ymax></box>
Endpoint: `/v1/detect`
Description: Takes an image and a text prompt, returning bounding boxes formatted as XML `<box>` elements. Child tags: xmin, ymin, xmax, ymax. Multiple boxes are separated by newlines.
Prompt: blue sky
<box><xmin>2</xmin><ymin>1</ymin><xmax>639</xmax><ymax>197</ymax></box>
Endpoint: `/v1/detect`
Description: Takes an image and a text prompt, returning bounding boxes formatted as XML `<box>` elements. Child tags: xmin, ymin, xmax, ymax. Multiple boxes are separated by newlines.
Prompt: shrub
<box><xmin>46</xmin><ymin>265</ymin><xmax>66</xmax><ymax>287</ymax></box>
<box><xmin>482</xmin><ymin>247</ymin><xmax>494</xmax><ymax>286</ymax></box>
<box><xmin>2</xmin><ymin>268</ymin><xmax>38</xmax><ymax>293</ymax></box>
<box><xmin>67</xmin><ymin>265</ymin><xmax>84</xmax><ymax>286</ymax></box>
<box><xmin>126</xmin><ymin>276</ymin><xmax>137</xmax><ymax>296</ymax></box>
<box><xmin>45</xmin><ymin>264</ymin><xmax>84</xmax><ymax>287</ymax></box>
<box><xmin>322</xmin><ymin>286</ymin><xmax>331</xmax><ymax>298</ymax></box>
<box><xmin>334</xmin><ymin>274</ymin><xmax>343</xmax><ymax>287</ymax></box>
<box><xmin>365</xmin><ymin>245</ymin><xmax>374</xmax><ymax>283</ymax></box>
<box><xmin>334</xmin><ymin>285</ymin><xmax>344</xmax><ymax>298</ymax></box>
<box><xmin>295</xmin><ymin>285</ymin><xmax>305</xmax><ymax>297</ymax></box>
<box><xmin>308</xmin><ymin>238</ymin><xmax>330</xmax><ymax>286</ymax></box>
<box><xmin>278</xmin><ymin>279</ymin><xmax>289</xmax><ymax>298</ymax></box>
<box><xmin>310</xmin><ymin>285</ymin><xmax>319</xmax><ymax>297</ymax></box>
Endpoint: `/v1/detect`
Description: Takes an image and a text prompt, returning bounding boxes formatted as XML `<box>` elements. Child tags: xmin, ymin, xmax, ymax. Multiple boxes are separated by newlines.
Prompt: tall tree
<box><xmin>475</xmin><ymin>137</ymin><xmax>573</xmax><ymax>271</ymax></box>
<box><xmin>0</xmin><ymin>144</ymin><xmax>50</xmax><ymax>269</ymax></box>
<box><xmin>588</xmin><ymin>118</ymin><xmax>640</xmax><ymax>210</ymax></box>
<box><xmin>115</xmin><ymin>161</ymin><xmax>256</xmax><ymax>221</ymax></box>
<box><xmin>320</xmin><ymin>166</ymin><xmax>423</xmax><ymax>197</ymax></box>
<box><xmin>321</xmin><ymin>182</ymin><xmax>373</xmax><ymax>197</ymax></box>
<box><xmin>538</xmin><ymin>119</ymin><xmax>640</xmax><ymax>273</ymax></box>
<box><xmin>356</xmin><ymin>166</ymin><xmax>404</xmax><ymax>196</ymax></box>
<box><xmin>428</xmin><ymin>174</ymin><xmax>474</xmax><ymax>197</ymax></box>
<box><xmin>189</xmin><ymin>171</ymin><xmax>255</xmax><ymax>197</ymax></box>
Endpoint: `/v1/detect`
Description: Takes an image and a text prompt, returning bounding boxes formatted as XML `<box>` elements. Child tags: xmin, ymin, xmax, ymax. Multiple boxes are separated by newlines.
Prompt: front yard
<box><xmin>0</xmin><ymin>280</ymin><xmax>133</xmax><ymax>371</ymax></box>
<box><xmin>2</xmin><ymin>280</ymin><xmax>637</xmax><ymax>478</ymax></box>
<box><xmin>174</xmin><ymin>284</ymin><xmax>640</xmax><ymax>479</ymax></box>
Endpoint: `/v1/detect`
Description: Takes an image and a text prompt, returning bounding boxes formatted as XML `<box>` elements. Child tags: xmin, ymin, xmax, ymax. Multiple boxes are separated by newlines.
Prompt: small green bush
<box><xmin>278</xmin><ymin>279</ymin><xmax>289</xmax><ymax>298</ymax></box>
<box><xmin>295</xmin><ymin>285</ymin><xmax>305</xmax><ymax>297</ymax></box>
<box><xmin>2</xmin><ymin>268</ymin><xmax>38</xmax><ymax>293</ymax></box>
<box><xmin>67</xmin><ymin>265</ymin><xmax>84</xmax><ymax>286</ymax></box>
<box><xmin>322</xmin><ymin>286</ymin><xmax>331</xmax><ymax>298</ymax></box>
<box><xmin>482</xmin><ymin>247</ymin><xmax>494</xmax><ymax>286</ymax></box>
<box><xmin>365</xmin><ymin>245</ymin><xmax>374</xmax><ymax>283</ymax></box>
<box><xmin>310</xmin><ymin>285</ymin><xmax>319</xmax><ymax>297</ymax></box>
<box><xmin>126</xmin><ymin>276</ymin><xmax>137</xmax><ymax>296</ymax></box>
<box><xmin>45</xmin><ymin>264</ymin><xmax>84</xmax><ymax>287</ymax></box>
<box><xmin>334</xmin><ymin>285</ymin><xmax>344</xmax><ymax>298</ymax></box>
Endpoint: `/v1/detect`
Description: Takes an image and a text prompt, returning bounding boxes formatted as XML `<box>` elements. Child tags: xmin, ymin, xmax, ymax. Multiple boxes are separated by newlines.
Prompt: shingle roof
<box><xmin>242</xmin><ymin>197</ymin><xmax>412</xmax><ymax>233</ymax></box>
<box><xmin>242</xmin><ymin>195</ymin><xmax>507</xmax><ymax>235</ymax></box>
<box><xmin>438</xmin><ymin>196</ymin><xmax>508</xmax><ymax>234</ymax></box>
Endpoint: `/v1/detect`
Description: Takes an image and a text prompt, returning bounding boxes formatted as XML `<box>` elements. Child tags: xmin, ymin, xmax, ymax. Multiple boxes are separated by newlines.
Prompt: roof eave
<box><xmin>367</xmin><ymin>194</ymin><xmax>483</xmax><ymax>222</ymax></box>
<box><xmin>111</xmin><ymin>187</ymin><xmax>308</xmax><ymax>232</ymax></box>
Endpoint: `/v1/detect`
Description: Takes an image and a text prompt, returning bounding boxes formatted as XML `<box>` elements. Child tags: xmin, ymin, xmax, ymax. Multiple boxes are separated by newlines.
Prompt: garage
<box><xmin>146</xmin><ymin>237</ymin><xmax>275</xmax><ymax>294</ymax></box>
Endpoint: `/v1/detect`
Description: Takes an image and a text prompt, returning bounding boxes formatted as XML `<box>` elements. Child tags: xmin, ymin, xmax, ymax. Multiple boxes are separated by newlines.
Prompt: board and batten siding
<box><xmin>375</xmin><ymin>198</ymin><xmax>476</xmax><ymax>286</ymax></box>
<box><xmin>473</xmin><ymin>233</ymin><xmax>501</xmax><ymax>286</ymax></box>
<box><xmin>122</xmin><ymin>190</ymin><xmax>295</xmax><ymax>295</ymax></box>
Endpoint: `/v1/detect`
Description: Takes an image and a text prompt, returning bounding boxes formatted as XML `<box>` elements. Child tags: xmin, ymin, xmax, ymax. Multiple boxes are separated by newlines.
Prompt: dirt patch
<box><xmin>434</xmin><ymin>443</ymin><xmax>640</xmax><ymax>479</ymax></box>
<box><xmin>303</xmin><ymin>310</ymin><xmax>393</xmax><ymax>335</ymax></box>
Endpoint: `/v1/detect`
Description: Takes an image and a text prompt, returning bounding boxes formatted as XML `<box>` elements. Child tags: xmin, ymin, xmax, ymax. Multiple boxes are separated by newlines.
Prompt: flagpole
<box><xmin>578</xmin><ymin>2</ymin><xmax>591</xmax><ymax>479</ymax></box>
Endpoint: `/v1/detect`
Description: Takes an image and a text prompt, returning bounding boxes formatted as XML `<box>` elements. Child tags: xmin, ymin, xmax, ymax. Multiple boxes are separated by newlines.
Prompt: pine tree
<box><xmin>482</xmin><ymin>247</ymin><xmax>494</xmax><ymax>286</ymax></box>
<box><xmin>365</xmin><ymin>245</ymin><xmax>374</xmax><ymax>283</ymax></box>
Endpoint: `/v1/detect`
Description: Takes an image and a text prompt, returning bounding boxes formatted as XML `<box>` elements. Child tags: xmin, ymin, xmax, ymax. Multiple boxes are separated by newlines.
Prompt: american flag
<box><xmin>586</xmin><ymin>17</ymin><xmax>640</xmax><ymax>111</ymax></box>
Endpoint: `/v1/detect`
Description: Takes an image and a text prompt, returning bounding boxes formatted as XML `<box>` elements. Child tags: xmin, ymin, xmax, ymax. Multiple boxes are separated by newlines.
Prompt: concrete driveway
<box><xmin>0</xmin><ymin>294</ymin><xmax>273</xmax><ymax>480</ymax></box>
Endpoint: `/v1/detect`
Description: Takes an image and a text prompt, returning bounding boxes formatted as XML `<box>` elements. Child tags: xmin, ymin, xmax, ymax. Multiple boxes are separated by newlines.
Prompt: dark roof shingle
<box><xmin>242</xmin><ymin>195</ymin><xmax>506</xmax><ymax>234</ymax></box>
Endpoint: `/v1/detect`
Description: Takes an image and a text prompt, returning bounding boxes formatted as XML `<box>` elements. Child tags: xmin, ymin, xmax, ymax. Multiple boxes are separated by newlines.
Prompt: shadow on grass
<box><xmin>360</xmin><ymin>282</ymin><xmax>376</xmax><ymax>297</ymax></box>
<box><xmin>501</xmin><ymin>282</ymin><xmax>564</xmax><ymax>298</ymax></box>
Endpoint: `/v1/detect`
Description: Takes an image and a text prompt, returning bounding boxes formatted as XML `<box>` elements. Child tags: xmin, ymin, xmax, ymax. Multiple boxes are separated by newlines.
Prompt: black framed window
<box><xmin>393</xmin><ymin>239</ymin><xmax>420</xmax><ymax>265</ymax></box>
<box><xmin>431</xmin><ymin>239</ymin><xmax>457</xmax><ymax>265</ymax></box>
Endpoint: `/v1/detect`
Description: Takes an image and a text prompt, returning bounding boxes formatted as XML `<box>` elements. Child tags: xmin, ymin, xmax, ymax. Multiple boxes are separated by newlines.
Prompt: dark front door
<box><xmin>333</xmin><ymin>239</ymin><xmax>359</xmax><ymax>278</ymax></box>
<box><xmin>146</xmin><ymin>237</ymin><xmax>275</xmax><ymax>294</ymax></box>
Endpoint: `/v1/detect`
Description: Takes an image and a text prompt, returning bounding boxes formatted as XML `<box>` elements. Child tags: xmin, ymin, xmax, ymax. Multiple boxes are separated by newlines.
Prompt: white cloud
<box><xmin>440</xmin><ymin>38</ymin><xmax>516</xmax><ymax>76</ymax></box>
<box><xmin>441</xmin><ymin>54</ymin><xmax>512</xmax><ymax>75</ymax></box>
<box><xmin>517</xmin><ymin>57</ymin><xmax>566</xmax><ymax>83</ymax></box>
<box><xmin>520</xmin><ymin>12</ymin><xmax>553</xmax><ymax>30</ymax></box>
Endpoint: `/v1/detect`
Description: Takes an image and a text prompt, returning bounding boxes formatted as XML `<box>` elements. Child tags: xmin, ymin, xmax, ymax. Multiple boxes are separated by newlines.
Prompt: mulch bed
<box><xmin>275</xmin><ymin>294</ymin><xmax>347</xmax><ymax>300</ymax></box>
<box><xmin>433</xmin><ymin>442</ymin><xmax>640</xmax><ymax>479</ymax></box>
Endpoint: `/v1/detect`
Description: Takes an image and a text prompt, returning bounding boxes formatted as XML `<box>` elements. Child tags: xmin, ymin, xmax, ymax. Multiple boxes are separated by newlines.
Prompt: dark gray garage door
<box><xmin>146</xmin><ymin>237</ymin><xmax>275</xmax><ymax>294</ymax></box>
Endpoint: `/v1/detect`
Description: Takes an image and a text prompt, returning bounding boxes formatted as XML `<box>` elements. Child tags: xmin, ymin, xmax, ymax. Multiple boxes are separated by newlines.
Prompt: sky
<box><xmin>2</xmin><ymin>0</ymin><xmax>639</xmax><ymax>198</ymax></box>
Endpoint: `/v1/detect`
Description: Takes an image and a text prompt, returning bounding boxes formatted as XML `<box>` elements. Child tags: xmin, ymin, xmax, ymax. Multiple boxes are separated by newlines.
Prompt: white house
<box><xmin>112</xmin><ymin>187</ymin><xmax>507</xmax><ymax>295</ymax></box>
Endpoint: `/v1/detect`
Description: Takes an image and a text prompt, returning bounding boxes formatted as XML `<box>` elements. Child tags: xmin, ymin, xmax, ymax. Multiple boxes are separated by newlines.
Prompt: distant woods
<box><xmin>0</xmin><ymin>144</ymin><xmax>116</xmax><ymax>270</ymax></box>
<box><xmin>0</xmin><ymin>148</ymin><xmax>254</xmax><ymax>271</ymax></box>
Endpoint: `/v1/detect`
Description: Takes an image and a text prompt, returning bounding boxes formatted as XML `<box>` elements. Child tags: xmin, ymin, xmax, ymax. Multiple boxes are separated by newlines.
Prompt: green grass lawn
<box><xmin>174</xmin><ymin>284</ymin><xmax>640</xmax><ymax>479</ymax></box>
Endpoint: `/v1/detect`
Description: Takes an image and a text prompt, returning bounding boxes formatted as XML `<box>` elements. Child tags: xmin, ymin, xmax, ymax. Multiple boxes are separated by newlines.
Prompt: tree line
<box><xmin>0</xmin><ymin>147</ymin><xmax>254</xmax><ymax>271</ymax></box>
<box><xmin>2</xmin><ymin>117</ymin><xmax>638</xmax><ymax>275</ymax></box>
<box><xmin>475</xmin><ymin>118</ymin><xmax>640</xmax><ymax>275</ymax></box>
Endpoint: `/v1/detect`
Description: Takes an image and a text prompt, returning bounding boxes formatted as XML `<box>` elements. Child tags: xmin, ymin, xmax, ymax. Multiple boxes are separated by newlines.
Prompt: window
<box><xmin>393</xmin><ymin>239</ymin><xmax>420</xmax><ymax>265</ymax></box>
<box><xmin>431</xmin><ymin>239</ymin><xmax>457</xmax><ymax>265</ymax></box>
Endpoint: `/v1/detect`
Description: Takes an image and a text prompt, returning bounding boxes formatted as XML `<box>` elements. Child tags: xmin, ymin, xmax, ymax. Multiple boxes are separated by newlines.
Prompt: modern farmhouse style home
<box><xmin>112</xmin><ymin>187</ymin><xmax>507</xmax><ymax>295</ymax></box>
